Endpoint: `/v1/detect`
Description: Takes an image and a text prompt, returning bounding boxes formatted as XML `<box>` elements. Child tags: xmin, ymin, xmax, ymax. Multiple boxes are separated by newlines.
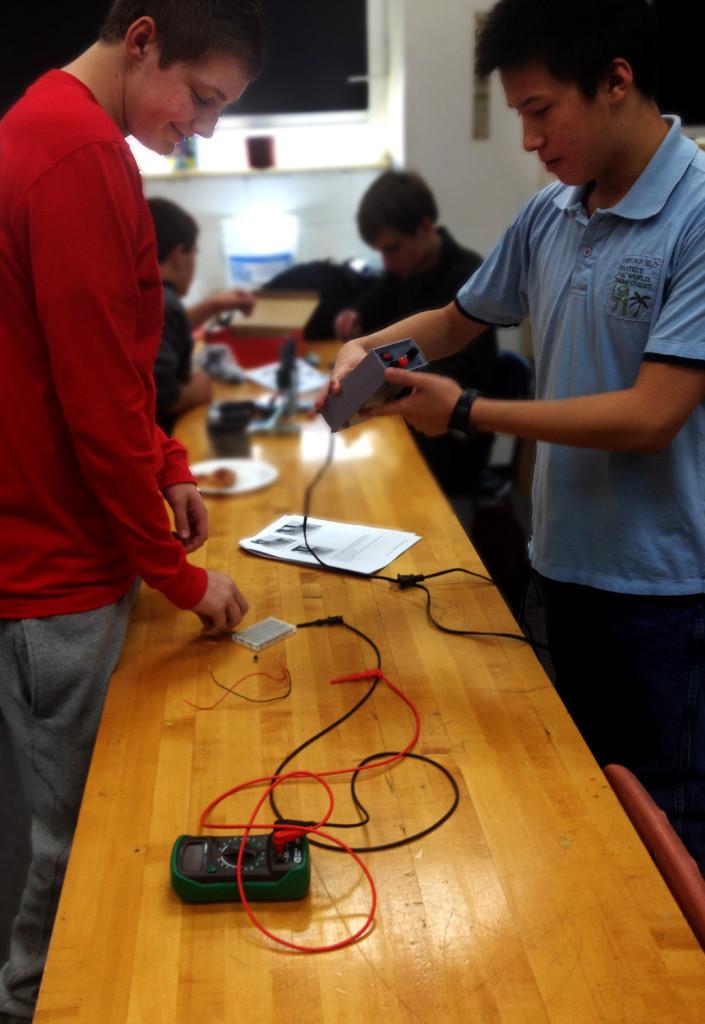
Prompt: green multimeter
<box><xmin>170</xmin><ymin>833</ymin><xmax>310</xmax><ymax>903</ymax></box>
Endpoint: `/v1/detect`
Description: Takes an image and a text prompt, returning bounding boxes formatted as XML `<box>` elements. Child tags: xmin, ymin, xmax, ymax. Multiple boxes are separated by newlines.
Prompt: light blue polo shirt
<box><xmin>456</xmin><ymin>116</ymin><xmax>705</xmax><ymax>595</ymax></box>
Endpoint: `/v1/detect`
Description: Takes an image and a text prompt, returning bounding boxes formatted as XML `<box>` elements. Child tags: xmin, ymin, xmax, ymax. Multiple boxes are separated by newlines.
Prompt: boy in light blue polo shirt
<box><xmin>459</xmin><ymin>114</ymin><xmax>705</xmax><ymax>597</ymax></box>
<box><xmin>324</xmin><ymin>0</ymin><xmax>705</xmax><ymax>874</ymax></box>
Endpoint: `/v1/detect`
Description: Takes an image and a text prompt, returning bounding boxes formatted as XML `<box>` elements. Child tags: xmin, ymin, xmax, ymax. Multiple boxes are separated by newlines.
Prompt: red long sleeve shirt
<box><xmin>0</xmin><ymin>70</ymin><xmax>208</xmax><ymax>617</ymax></box>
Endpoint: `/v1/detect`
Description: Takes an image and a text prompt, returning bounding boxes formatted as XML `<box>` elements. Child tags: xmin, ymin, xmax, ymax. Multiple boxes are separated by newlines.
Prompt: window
<box><xmin>0</xmin><ymin>4</ymin><xmax>107</xmax><ymax>115</ymax></box>
<box><xmin>652</xmin><ymin>0</ymin><xmax>705</xmax><ymax>130</ymax></box>
<box><xmin>225</xmin><ymin>0</ymin><xmax>368</xmax><ymax>117</ymax></box>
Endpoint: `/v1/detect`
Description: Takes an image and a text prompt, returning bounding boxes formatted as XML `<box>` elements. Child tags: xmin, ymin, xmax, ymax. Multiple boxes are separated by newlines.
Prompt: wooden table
<box><xmin>35</xmin><ymin>346</ymin><xmax>705</xmax><ymax>1023</ymax></box>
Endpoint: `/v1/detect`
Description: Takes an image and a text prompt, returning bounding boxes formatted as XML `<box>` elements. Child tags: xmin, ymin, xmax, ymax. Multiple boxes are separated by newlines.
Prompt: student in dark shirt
<box><xmin>335</xmin><ymin>170</ymin><xmax>498</xmax><ymax>491</ymax></box>
<box><xmin>148</xmin><ymin>197</ymin><xmax>255</xmax><ymax>433</ymax></box>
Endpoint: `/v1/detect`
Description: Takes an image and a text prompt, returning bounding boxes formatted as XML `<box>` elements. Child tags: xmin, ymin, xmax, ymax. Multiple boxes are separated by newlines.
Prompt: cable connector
<box><xmin>394</xmin><ymin>573</ymin><xmax>424</xmax><ymax>589</ymax></box>
<box><xmin>330</xmin><ymin>668</ymin><xmax>384</xmax><ymax>685</ymax></box>
<box><xmin>271</xmin><ymin>826</ymin><xmax>306</xmax><ymax>856</ymax></box>
<box><xmin>296</xmin><ymin>615</ymin><xmax>344</xmax><ymax>628</ymax></box>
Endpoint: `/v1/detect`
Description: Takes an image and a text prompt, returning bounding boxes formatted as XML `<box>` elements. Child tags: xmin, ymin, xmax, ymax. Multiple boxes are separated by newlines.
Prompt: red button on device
<box><xmin>398</xmin><ymin>355</ymin><xmax>409</xmax><ymax>367</ymax></box>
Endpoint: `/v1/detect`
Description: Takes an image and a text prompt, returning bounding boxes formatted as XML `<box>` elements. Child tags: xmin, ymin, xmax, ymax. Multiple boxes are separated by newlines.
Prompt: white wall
<box><xmin>144</xmin><ymin>167</ymin><xmax>380</xmax><ymax>300</ymax></box>
<box><xmin>385</xmin><ymin>0</ymin><xmax>542</xmax><ymax>367</ymax></box>
<box><xmin>390</xmin><ymin>0</ymin><xmax>540</xmax><ymax>256</ymax></box>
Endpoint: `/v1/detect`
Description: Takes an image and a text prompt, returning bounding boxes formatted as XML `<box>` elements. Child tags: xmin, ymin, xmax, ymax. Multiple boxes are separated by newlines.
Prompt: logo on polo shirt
<box><xmin>607</xmin><ymin>253</ymin><xmax>662</xmax><ymax>323</ymax></box>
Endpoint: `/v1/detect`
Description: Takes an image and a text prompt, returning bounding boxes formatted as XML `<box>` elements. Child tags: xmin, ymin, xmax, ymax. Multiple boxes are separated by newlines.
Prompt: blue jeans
<box><xmin>538</xmin><ymin>574</ymin><xmax>705</xmax><ymax>875</ymax></box>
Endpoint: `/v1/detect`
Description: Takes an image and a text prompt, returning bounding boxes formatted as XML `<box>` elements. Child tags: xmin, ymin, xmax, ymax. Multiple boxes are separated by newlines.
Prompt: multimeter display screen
<box><xmin>182</xmin><ymin>843</ymin><xmax>205</xmax><ymax>874</ymax></box>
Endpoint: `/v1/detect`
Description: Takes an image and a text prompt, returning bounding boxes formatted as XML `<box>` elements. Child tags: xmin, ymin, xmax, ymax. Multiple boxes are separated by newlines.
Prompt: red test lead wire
<box><xmin>197</xmin><ymin>668</ymin><xmax>420</xmax><ymax>952</ymax></box>
<box><xmin>234</xmin><ymin>773</ymin><xmax>377</xmax><ymax>952</ymax></box>
<box><xmin>183</xmin><ymin>666</ymin><xmax>289</xmax><ymax>711</ymax></box>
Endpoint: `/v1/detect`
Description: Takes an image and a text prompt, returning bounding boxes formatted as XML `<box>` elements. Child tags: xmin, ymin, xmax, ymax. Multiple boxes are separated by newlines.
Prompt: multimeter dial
<box><xmin>216</xmin><ymin>838</ymin><xmax>264</xmax><ymax>872</ymax></box>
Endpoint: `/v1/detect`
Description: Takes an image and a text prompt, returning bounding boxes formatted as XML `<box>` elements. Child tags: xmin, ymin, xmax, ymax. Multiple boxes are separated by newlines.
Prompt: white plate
<box><xmin>190</xmin><ymin>458</ymin><xmax>278</xmax><ymax>496</ymax></box>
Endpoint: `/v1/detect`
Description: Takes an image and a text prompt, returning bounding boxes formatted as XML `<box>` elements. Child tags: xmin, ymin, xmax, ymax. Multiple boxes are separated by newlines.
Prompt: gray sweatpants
<box><xmin>0</xmin><ymin>584</ymin><xmax>138</xmax><ymax>1021</ymax></box>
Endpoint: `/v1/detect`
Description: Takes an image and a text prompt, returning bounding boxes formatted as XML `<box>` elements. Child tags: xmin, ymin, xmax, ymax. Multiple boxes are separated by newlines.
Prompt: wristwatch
<box><xmin>447</xmin><ymin>388</ymin><xmax>480</xmax><ymax>436</ymax></box>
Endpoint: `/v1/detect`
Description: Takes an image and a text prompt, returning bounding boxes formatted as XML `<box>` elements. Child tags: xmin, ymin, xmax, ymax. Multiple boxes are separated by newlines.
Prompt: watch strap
<box><xmin>447</xmin><ymin>388</ymin><xmax>480</xmax><ymax>436</ymax></box>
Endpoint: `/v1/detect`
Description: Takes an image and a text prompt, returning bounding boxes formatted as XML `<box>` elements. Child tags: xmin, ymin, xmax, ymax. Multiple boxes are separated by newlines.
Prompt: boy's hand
<box><xmin>369</xmin><ymin>367</ymin><xmax>462</xmax><ymax>437</ymax></box>
<box><xmin>188</xmin><ymin>290</ymin><xmax>256</xmax><ymax>331</ymax></box>
<box><xmin>210</xmin><ymin>287</ymin><xmax>255</xmax><ymax>317</ymax></box>
<box><xmin>192</xmin><ymin>570</ymin><xmax>249</xmax><ymax>635</ymax></box>
<box><xmin>186</xmin><ymin>369</ymin><xmax>214</xmax><ymax>404</ymax></box>
<box><xmin>314</xmin><ymin>337</ymin><xmax>369</xmax><ymax>411</ymax></box>
<box><xmin>334</xmin><ymin>309</ymin><xmax>362</xmax><ymax>340</ymax></box>
<box><xmin>164</xmin><ymin>482</ymin><xmax>208</xmax><ymax>553</ymax></box>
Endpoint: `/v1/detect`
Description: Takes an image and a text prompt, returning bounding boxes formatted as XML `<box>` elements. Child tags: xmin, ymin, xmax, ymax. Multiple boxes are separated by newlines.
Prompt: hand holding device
<box><xmin>315</xmin><ymin>336</ymin><xmax>368</xmax><ymax>412</ymax></box>
<box><xmin>373</xmin><ymin>368</ymin><xmax>463</xmax><ymax>437</ymax></box>
<box><xmin>334</xmin><ymin>309</ymin><xmax>362</xmax><ymax>340</ymax></box>
<box><xmin>319</xmin><ymin>339</ymin><xmax>428</xmax><ymax>432</ymax></box>
<box><xmin>210</xmin><ymin>287</ymin><xmax>256</xmax><ymax>318</ymax></box>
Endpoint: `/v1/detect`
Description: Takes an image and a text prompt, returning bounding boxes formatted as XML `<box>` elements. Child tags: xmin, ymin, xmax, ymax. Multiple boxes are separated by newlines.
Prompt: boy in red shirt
<box><xmin>0</xmin><ymin>2</ymin><xmax>263</xmax><ymax>1019</ymax></box>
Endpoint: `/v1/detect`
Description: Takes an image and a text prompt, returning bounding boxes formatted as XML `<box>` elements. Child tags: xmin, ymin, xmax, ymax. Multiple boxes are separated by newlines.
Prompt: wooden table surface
<box><xmin>35</xmin><ymin>342</ymin><xmax>705</xmax><ymax>1023</ymax></box>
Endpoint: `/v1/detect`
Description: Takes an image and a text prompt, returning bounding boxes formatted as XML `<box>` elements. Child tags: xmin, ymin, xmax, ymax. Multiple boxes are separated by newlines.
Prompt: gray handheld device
<box><xmin>319</xmin><ymin>338</ymin><xmax>427</xmax><ymax>432</ymax></box>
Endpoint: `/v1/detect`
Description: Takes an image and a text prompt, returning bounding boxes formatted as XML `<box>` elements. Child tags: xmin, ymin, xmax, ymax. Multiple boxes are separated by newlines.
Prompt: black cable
<box><xmin>406</xmin><ymin>566</ymin><xmax>492</xmax><ymax>585</ymax></box>
<box><xmin>270</xmin><ymin>616</ymin><xmax>381</xmax><ymax>831</ymax></box>
<box><xmin>305</xmin><ymin>751</ymin><xmax>460</xmax><ymax>854</ymax></box>
<box><xmin>412</xmin><ymin>582</ymin><xmax>548</xmax><ymax>647</ymax></box>
<box><xmin>268</xmin><ymin>615</ymin><xmax>460</xmax><ymax>853</ymax></box>
<box><xmin>270</xmin><ymin>614</ymin><xmax>379</xmax><ymax>823</ymax></box>
<box><xmin>299</xmin><ymin>437</ymin><xmax>546</xmax><ymax>649</ymax></box>
<box><xmin>301</xmin><ymin>433</ymin><xmax>347</xmax><ymax>572</ymax></box>
<box><xmin>385</xmin><ymin>569</ymin><xmax>548</xmax><ymax>650</ymax></box>
<box><xmin>295</xmin><ymin>615</ymin><xmax>382</xmax><ymax>668</ymax></box>
<box><xmin>299</xmin><ymin>435</ymin><xmax>399</xmax><ymax>584</ymax></box>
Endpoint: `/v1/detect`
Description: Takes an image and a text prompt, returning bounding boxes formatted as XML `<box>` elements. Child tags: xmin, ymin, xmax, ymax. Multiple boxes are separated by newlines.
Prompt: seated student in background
<box><xmin>335</xmin><ymin>170</ymin><xmax>498</xmax><ymax>493</ymax></box>
<box><xmin>148</xmin><ymin>196</ymin><xmax>255</xmax><ymax>433</ymax></box>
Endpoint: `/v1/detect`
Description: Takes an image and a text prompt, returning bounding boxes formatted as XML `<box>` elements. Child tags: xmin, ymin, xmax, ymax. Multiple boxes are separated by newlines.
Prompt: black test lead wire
<box><xmin>268</xmin><ymin>615</ymin><xmax>460</xmax><ymax>853</ymax></box>
<box><xmin>300</xmin><ymin>431</ymin><xmax>546</xmax><ymax>648</ymax></box>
